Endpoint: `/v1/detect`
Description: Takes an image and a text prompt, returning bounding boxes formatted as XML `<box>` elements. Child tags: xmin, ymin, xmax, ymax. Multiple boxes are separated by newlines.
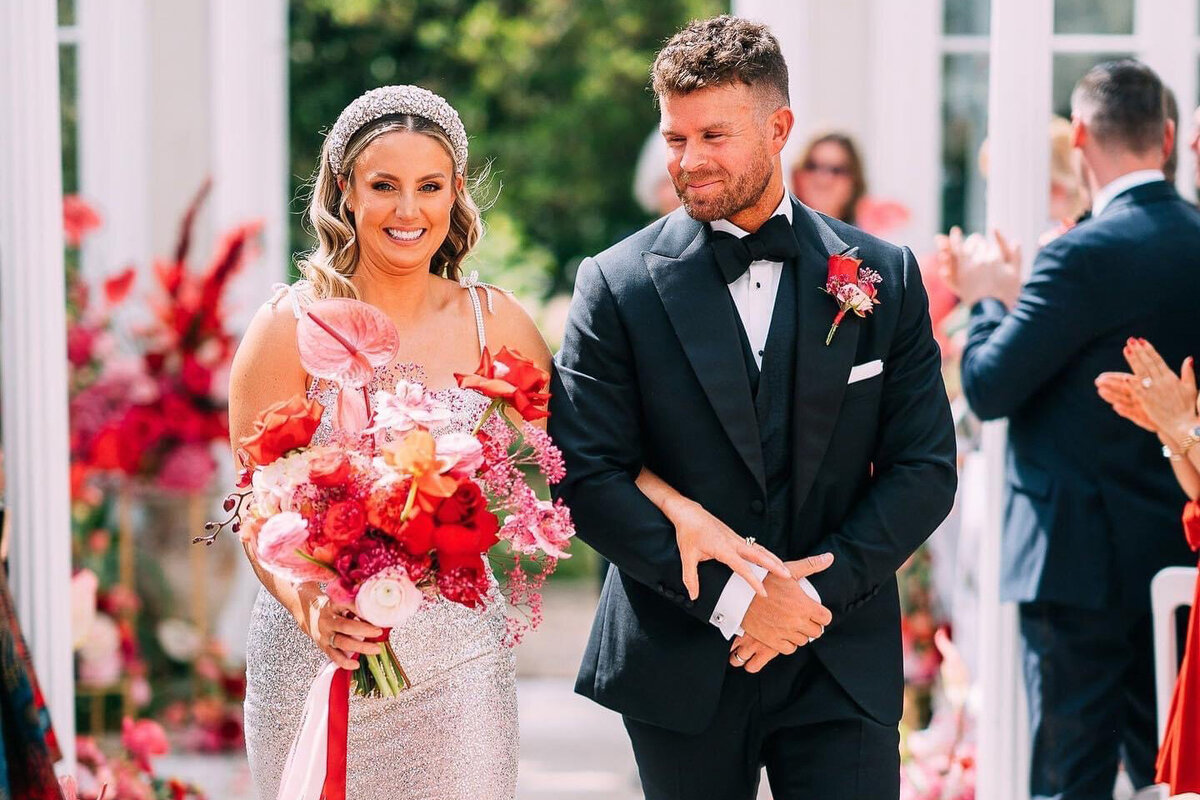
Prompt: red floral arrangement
<box><xmin>69</xmin><ymin>183</ymin><xmax>259</xmax><ymax>494</ymax></box>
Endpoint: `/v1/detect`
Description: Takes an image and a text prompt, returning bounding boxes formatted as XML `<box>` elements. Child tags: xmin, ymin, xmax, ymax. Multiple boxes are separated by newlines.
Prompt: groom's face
<box><xmin>660</xmin><ymin>82</ymin><xmax>778</xmax><ymax>223</ymax></box>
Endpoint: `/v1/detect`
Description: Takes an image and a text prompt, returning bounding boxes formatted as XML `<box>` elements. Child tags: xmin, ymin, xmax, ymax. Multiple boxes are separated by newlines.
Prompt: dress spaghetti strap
<box><xmin>458</xmin><ymin>270</ymin><xmax>511</xmax><ymax>357</ymax></box>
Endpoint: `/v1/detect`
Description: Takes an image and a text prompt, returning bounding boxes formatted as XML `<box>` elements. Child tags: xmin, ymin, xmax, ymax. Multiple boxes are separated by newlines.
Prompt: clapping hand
<box><xmin>936</xmin><ymin>226</ymin><xmax>1022</xmax><ymax>309</ymax></box>
<box><xmin>1123</xmin><ymin>338</ymin><xmax>1199</xmax><ymax>437</ymax></box>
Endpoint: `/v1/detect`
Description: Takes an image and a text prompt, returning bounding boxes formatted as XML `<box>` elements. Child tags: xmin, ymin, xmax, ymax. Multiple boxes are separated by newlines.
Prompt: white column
<box><xmin>209</xmin><ymin>0</ymin><xmax>289</xmax><ymax>330</ymax></box>
<box><xmin>977</xmin><ymin>4</ymin><xmax>1053</xmax><ymax>800</ymax></box>
<box><xmin>0</xmin><ymin>0</ymin><xmax>76</xmax><ymax>770</ymax></box>
<box><xmin>77</xmin><ymin>0</ymin><xmax>152</xmax><ymax>298</ymax></box>
<box><xmin>1135</xmin><ymin>0</ymin><xmax>1198</xmax><ymax>202</ymax></box>
<box><xmin>865</xmin><ymin>0</ymin><xmax>942</xmax><ymax>247</ymax></box>
<box><xmin>731</xmin><ymin>0</ymin><xmax>813</xmax><ymax>174</ymax></box>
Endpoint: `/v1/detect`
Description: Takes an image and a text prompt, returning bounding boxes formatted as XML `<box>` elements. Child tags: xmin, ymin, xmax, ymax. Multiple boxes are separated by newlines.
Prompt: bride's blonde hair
<box><xmin>298</xmin><ymin>115</ymin><xmax>486</xmax><ymax>299</ymax></box>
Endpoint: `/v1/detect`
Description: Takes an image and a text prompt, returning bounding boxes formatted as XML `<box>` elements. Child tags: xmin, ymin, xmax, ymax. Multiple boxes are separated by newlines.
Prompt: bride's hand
<box><xmin>663</xmin><ymin>496</ymin><xmax>792</xmax><ymax>601</ymax></box>
<box><xmin>294</xmin><ymin>582</ymin><xmax>384</xmax><ymax>670</ymax></box>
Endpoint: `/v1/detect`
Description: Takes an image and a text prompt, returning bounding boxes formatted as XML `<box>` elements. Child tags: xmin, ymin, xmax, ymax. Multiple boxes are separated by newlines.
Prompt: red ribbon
<box><xmin>321</xmin><ymin>628</ymin><xmax>391</xmax><ymax>800</ymax></box>
<box><xmin>322</xmin><ymin>668</ymin><xmax>349</xmax><ymax>800</ymax></box>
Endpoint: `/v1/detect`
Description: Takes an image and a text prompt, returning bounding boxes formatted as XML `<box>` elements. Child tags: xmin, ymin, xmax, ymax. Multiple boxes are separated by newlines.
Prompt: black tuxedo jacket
<box><xmin>549</xmin><ymin>199</ymin><xmax>957</xmax><ymax>733</ymax></box>
<box><xmin>962</xmin><ymin>180</ymin><xmax>1200</xmax><ymax>611</ymax></box>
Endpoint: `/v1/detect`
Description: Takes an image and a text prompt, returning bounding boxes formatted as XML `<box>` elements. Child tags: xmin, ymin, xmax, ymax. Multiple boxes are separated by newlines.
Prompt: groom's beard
<box><xmin>674</xmin><ymin>151</ymin><xmax>774</xmax><ymax>223</ymax></box>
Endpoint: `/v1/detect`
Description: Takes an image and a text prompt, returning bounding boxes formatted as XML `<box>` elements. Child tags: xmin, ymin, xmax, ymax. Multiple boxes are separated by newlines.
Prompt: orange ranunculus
<box><xmin>381</xmin><ymin>430</ymin><xmax>459</xmax><ymax>508</ymax></box>
<box><xmin>238</xmin><ymin>395</ymin><xmax>323</xmax><ymax>467</ymax></box>
<box><xmin>455</xmin><ymin>346</ymin><xmax>551</xmax><ymax>421</ymax></box>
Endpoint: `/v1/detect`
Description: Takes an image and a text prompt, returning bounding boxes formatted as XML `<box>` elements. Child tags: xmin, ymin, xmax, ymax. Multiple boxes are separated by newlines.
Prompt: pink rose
<box><xmin>256</xmin><ymin>512</ymin><xmax>330</xmax><ymax>583</ymax></box>
<box><xmin>121</xmin><ymin>717</ymin><xmax>169</xmax><ymax>772</ymax></box>
<box><xmin>354</xmin><ymin>566</ymin><xmax>422</xmax><ymax>628</ymax></box>
<box><xmin>436</xmin><ymin>432</ymin><xmax>485</xmax><ymax>477</ymax></box>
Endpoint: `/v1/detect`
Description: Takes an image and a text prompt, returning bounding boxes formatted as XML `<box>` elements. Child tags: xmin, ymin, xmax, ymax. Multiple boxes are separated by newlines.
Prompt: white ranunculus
<box><xmin>355</xmin><ymin>567</ymin><xmax>422</xmax><ymax>628</ymax></box>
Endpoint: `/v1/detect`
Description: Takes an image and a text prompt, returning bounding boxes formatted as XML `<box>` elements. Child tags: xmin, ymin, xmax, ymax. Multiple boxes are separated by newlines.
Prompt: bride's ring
<box><xmin>328</xmin><ymin>631</ymin><xmax>338</xmax><ymax>649</ymax></box>
<box><xmin>1141</xmin><ymin>377</ymin><xmax>1153</xmax><ymax>388</ymax></box>
<box><xmin>732</xmin><ymin>651</ymin><xmax>748</xmax><ymax>665</ymax></box>
<box><xmin>744</xmin><ymin>537</ymin><xmax>756</xmax><ymax>547</ymax></box>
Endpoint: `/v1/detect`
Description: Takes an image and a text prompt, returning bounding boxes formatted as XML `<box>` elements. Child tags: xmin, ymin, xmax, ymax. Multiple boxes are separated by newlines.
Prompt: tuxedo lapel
<box><xmin>643</xmin><ymin>212</ymin><xmax>766</xmax><ymax>491</ymax></box>
<box><xmin>791</xmin><ymin>201</ymin><xmax>859</xmax><ymax>513</ymax></box>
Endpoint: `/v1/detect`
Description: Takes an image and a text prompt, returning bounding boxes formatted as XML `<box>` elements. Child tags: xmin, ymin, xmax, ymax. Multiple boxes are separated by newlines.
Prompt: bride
<box><xmin>229</xmin><ymin>84</ymin><xmax>790</xmax><ymax>798</ymax></box>
<box><xmin>229</xmin><ymin>85</ymin><xmax>549</xmax><ymax>799</ymax></box>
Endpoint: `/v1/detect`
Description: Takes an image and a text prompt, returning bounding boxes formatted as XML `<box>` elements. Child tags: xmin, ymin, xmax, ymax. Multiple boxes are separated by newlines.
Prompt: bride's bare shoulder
<box><xmin>230</xmin><ymin>293</ymin><xmax>307</xmax><ymax>396</ymax></box>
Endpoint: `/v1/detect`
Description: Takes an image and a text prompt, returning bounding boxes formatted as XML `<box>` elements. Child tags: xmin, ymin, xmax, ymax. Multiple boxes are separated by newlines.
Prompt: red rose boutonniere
<box><xmin>822</xmin><ymin>248</ymin><xmax>882</xmax><ymax>346</ymax></box>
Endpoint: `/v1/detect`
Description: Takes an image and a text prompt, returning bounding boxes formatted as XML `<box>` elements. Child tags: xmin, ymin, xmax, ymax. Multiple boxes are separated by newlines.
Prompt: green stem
<box><xmin>472</xmin><ymin>398</ymin><xmax>504</xmax><ymax>436</ymax></box>
<box><xmin>381</xmin><ymin>650</ymin><xmax>402</xmax><ymax>694</ymax></box>
<box><xmin>294</xmin><ymin>549</ymin><xmax>336</xmax><ymax>573</ymax></box>
<box><xmin>364</xmin><ymin>653</ymin><xmax>393</xmax><ymax>698</ymax></box>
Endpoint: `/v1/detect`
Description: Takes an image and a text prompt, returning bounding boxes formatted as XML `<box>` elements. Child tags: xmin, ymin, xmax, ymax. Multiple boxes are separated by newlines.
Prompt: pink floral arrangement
<box><xmin>204</xmin><ymin>297</ymin><xmax>574</xmax><ymax>698</ymax></box>
<box><xmin>60</xmin><ymin>717</ymin><xmax>206</xmax><ymax>800</ymax></box>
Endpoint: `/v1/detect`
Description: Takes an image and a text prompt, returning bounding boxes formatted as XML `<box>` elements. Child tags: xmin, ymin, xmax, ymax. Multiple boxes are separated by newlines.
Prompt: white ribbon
<box><xmin>276</xmin><ymin>661</ymin><xmax>339</xmax><ymax>800</ymax></box>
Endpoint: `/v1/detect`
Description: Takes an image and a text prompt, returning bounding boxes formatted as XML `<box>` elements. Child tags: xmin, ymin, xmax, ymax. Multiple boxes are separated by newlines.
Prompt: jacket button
<box><xmin>750</xmin><ymin>499</ymin><xmax>765</xmax><ymax>514</ymax></box>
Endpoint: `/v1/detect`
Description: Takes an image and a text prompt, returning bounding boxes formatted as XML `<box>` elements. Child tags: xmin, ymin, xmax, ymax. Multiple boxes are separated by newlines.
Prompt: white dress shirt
<box><xmin>706</xmin><ymin>191</ymin><xmax>822</xmax><ymax>640</ymax></box>
<box><xmin>1090</xmin><ymin>169</ymin><xmax>1165</xmax><ymax>218</ymax></box>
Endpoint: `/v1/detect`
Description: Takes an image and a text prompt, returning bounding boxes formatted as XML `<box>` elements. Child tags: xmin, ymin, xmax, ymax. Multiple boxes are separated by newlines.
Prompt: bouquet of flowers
<box><xmin>203</xmin><ymin>297</ymin><xmax>574</xmax><ymax>698</ymax></box>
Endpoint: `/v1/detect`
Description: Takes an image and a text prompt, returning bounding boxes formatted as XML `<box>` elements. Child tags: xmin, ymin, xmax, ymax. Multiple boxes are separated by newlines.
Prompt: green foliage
<box><xmin>289</xmin><ymin>0</ymin><xmax>724</xmax><ymax>292</ymax></box>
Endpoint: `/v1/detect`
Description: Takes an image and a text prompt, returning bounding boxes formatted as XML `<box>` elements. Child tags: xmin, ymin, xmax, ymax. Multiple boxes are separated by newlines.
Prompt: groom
<box><xmin>550</xmin><ymin>15</ymin><xmax>956</xmax><ymax>799</ymax></box>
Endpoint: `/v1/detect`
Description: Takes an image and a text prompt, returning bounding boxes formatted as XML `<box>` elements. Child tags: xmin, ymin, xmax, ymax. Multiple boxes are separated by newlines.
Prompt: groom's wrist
<box><xmin>709</xmin><ymin>566</ymin><xmax>766</xmax><ymax>639</ymax></box>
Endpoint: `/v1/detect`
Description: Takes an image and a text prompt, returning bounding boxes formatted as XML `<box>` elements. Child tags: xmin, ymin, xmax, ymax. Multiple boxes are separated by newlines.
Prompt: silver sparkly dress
<box><xmin>243</xmin><ymin>280</ymin><xmax>518</xmax><ymax>800</ymax></box>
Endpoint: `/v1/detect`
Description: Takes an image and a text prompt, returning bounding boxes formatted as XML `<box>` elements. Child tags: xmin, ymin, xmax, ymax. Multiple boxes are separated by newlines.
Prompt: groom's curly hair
<box><xmin>651</xmin><ymin>15</ymin><xmax>789</xmax><ymax>107</ymax></box>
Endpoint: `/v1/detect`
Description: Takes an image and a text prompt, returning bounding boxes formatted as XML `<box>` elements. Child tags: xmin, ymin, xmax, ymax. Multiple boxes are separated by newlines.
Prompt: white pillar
<box><xmin>1135</xmin><ymin>0</ymin><xmax>1198</xmax><ymax>202</ymax></box>
<box><xmin>209</xmin><ymin>0</ymin><xmax>289</xmax><ymax>330</ymax></box>
<box><xmin>865</xmin><ymin>0</ymin><xmax>941</xmax><ymax>247</ymax></box>
<box><xmin>77</xmin><ymin>0</ymin><xmax>152</xmax><ymax>323</ymax></box>
<box><xmin>977</xmin><ymin>3</ymin><xmax>1053</xmax><ymax>800</ymax></box>
<box><xmin>0</xmin><ymin>0</ymin><xmax>77</xmax><ymax>770</ymax></box>
<box><xmin>731</xmin><ymin>0</ymin><xmax>813</xmax><ymax>176</ymax></box>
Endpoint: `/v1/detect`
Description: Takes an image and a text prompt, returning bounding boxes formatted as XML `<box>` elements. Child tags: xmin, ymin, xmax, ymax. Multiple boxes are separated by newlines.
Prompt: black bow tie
<box><xmin>710</xmin><ymin>214</ymin><xmax>801</xmax><ymax>283</ymax></box>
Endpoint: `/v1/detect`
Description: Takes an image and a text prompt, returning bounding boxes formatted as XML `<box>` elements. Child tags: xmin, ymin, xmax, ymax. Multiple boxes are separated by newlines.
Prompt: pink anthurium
<box><xmin>336</xmin><ymin>388</ymin><xmax>370</xmax><ymax>433</ymax></box>
<box><xmin>297</xmin><ymin>299</ymin><xmax>399</xmax><ymax>389</ymax></box>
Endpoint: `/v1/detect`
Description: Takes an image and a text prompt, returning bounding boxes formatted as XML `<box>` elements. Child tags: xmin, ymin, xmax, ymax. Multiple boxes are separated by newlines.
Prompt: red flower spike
<box><xmin>103</xmin><ymin>267</ymin><xmax>136</xmax><ymax>306</ymax></box>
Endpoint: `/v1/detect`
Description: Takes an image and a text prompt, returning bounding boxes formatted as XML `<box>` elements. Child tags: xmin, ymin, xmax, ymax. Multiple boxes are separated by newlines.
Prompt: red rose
<box><xmin>324</xmin><ymin>500</ymin><xmax>367</xmax><ymax>545</ymax></box>
<box><xmin>827</xmin><ymin>253</ymin><xmax>862</xmax><ymax>285</ymax></box>
<box><xmin>309</xmin><ymin>451</ymin><xmax>352</xmax><ymax>488</ymax></box>
<box><xmin>238</xmin><ymin>395</ymin><xmax>323</xmax><ymax>467</ymax></box>
<box><xmin>435</xmin><ymin>482</ymin><xmax>487</xmax><ymax>527</ymax></box>
<box><xmin>396</xmin><ymin>511</ymin><xmax>435</xmax><ymax>554</ymax></box>
<box><xmin>455</xmin><ymin>346</ymin><xmax>551</xmax><ymax>421</ymax></box>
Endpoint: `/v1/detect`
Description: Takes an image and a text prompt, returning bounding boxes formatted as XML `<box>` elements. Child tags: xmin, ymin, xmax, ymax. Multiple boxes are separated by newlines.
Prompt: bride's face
<box><xmin>342</xmin><ymin>130</ymin><xmax>461</xmax><ymax>276</ymax></box>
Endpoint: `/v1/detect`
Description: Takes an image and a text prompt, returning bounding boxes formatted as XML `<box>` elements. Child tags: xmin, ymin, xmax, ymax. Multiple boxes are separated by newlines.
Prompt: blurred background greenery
<box><xmin>288</xmin><ymin>0</ymin><xmax>722</xmax><ymax>305</ymax></box>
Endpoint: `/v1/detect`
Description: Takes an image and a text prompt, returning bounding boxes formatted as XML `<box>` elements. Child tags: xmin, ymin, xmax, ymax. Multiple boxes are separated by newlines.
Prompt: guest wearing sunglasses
<box><xmin>789</xmin><ymin>131</ymin><xmax>865</xmax><ymax>225</ymax></box>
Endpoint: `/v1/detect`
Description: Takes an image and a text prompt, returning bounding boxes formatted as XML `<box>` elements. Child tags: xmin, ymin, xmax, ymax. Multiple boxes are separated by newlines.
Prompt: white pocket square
<box><xmin>847</xmin><ymin>360</ymin><xmax>883</xmax><ymax>384</ymax></box>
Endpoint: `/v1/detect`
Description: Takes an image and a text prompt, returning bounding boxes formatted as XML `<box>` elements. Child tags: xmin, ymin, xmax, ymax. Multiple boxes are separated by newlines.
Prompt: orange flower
<box><xmin>381</xmin><ymin>430</ymin><xmax>458</xmax><ymax>508</ymax></box>
<box><xmin>455</xmin><ymin>347</ymin><xmax>551</xmax><ymax>421</ymax></box>
<box><xmin>238</xmin><ymin>395</ymin><xmax>323</xmax><ymax>467</ymax></box>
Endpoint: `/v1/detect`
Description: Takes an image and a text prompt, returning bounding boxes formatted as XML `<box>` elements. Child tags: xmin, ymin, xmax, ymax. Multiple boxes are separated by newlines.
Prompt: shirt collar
<box><xmin>1090</xmin><ymin>169</ymin><xmax>1165</xmax><ymax>218</ymax></box>
<box><xmin>710</xmin><ymin>190</ymin><xmax>794</xmax><ymax>239</ymax></box>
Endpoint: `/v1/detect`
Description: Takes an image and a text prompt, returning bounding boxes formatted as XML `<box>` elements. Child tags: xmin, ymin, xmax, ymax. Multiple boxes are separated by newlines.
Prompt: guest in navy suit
<box><xmin>948</xmin><ymin>60</ymin><xmax>1200</xmax><ymax>800</ymax></box>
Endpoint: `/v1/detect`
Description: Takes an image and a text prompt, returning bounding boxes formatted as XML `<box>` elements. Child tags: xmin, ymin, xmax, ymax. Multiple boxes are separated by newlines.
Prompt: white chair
<box><xmin>1151</xmin><ymin>566</ymin><xmax>1198</xmax><ymax>743</ymax></box>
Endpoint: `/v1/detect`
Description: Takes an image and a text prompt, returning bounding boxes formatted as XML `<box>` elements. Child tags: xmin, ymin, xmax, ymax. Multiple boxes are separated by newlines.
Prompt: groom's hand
<box><xmin>740</xmin><ymin>556</ymin><xmax>834</xmax><ymax>654</ymax></box>
<box><xmin>729</xmin><ymin>634</ymin><xmax>778</xmax><ymax>673</ymax></box>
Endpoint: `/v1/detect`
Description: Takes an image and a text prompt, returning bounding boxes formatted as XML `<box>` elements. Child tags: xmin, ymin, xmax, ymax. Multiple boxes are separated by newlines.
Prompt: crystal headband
<box><xmin>326</xmin><ymin>85</ymin><xmax>468</xmax><ymax>175</ymax></box>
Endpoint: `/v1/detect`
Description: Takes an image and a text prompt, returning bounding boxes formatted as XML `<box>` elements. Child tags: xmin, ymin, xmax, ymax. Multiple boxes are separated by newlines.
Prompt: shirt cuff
<box><xmin>710</xmin><ymin>565</ymin><xmax>767</xmax><ymax>639</ymax></box>
<box><xmin>797</xmin><ymin>576</ymin><xmax>820</xmax><ymax>605</ymax></box>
